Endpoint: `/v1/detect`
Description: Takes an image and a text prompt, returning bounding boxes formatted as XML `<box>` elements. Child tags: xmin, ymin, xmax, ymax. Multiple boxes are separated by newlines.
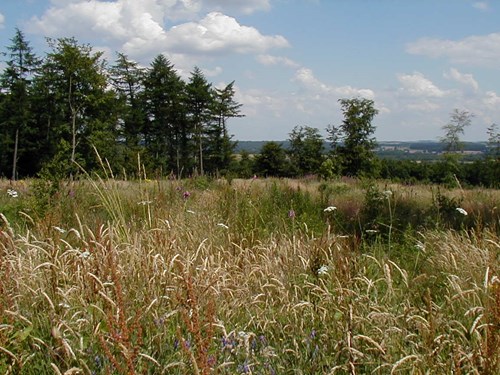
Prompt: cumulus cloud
<box><xmin>406</xmin><ymin>33</ymin><xmax>500</xmax><ymax>67</ymax></box>
<box><xmin>27</xmin><ymin>1</ymin><xmax>287</xmax><ymax>64</ymax></box>
<box><xmin>444</xmin><ymin>68</ymin><xmax>479</xmax><ymax>91</ymax></box>
<box><xmin>256</xmin><ymin>54</ymin><xmax>299</xmax><ymax>68</ymax></box>
<box><xmin>165</xmin><ymin>12</ymin><xmax>289</xmax><ymax>55</ymax></box>
<box><xmin>294</xmin><ymin>67</ymin><xmax>374</xmax><ymax>99</ymax></box>
<box><xmin>397</xmin><ymin>72</ymin><xmax>445</xmax><ymax>97</ymax></box>
<box><xmin>483</xmin><ymin>91</ymin><xmax>500</xmax><ymax>108</ymax></box>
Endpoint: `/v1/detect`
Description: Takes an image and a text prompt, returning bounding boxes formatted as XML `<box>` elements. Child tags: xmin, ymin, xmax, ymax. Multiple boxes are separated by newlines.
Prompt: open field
<box><xmin>0</xmin><ymin>176</ymin><xmax>499</xmax><ymax>374</ymax></box>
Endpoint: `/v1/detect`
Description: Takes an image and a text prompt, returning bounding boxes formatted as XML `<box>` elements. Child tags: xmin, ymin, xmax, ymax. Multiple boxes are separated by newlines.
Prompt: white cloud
<box><xmin>165</xmin><ymin>12</ymin><xmax>289</xmax><ymax>55</ymax></box>
<box><xmin>294</xmin><ymin>67</ymin><xmax>374</xmax><ymax>99</ymax></box>
<box><xmin>294</xmin><ymin>67</ymin><xmax>328</xmax><ymax>92</ymax></box>
<box><xmin>202</xmin><ymin>66</ymin><xmax>223</xmax><ymax>77</ymax></box>
<box><xmin>472</xmin><ymin>1</ymin><xmax>489</xmax><ymax>11</ymax></box>
<box><xmin>406</xmin><ymin>101</ymin><xmax>440</xmax><ymax>112</ymax></box>
<box><xmin>443</xmin><ymin>68</ymin><xmax>479</xmax><ymax>91</ymax></box>
<box><xmin>406</xmin><ymin>33</ymin><xmax>500</xmax><ymax>67</ymax></box>
<box><xmin>205</xmin><ymin>0</ymin><xmax>271</xmax><ymax>15</ymax></box>
<box><xmin>0</xmin><ymin>12</ymin><xmax>5</xmax><ymax>28</ymax></box>
<box><xmin>236</xmin><ymin>87</ymin><xmax>286</xmax><ymax>118</ymax></box>
<box><xmin>256</xmin><ymin>54</ymin><xmax>299</xmax><ymax>68</ymax></box>
<box><xmin>397</xmin><ymin>72</ymin><xmax>445</xmax><ymax>97</ymax></box>
<box><xmin>27</xmin><ymin>2</ymin><xmax>287</xmax><ymax>63</ymax></box>
<box><xmin>483</xmin><ymin>91</ymin><xmax>500</xmax><ymax>108</ymax></box>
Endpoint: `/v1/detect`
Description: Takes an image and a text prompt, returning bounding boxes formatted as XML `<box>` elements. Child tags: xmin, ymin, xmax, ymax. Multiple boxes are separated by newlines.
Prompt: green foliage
<box><xmin>0</xmin><ymin>28</ymin><xmax>41</xmax><ymax>179</ymax></box>
<box><xmin>0</xmin><ymin>31</ymin><xmax>244</xmax><ymax>180</ymax></box>
<box><xmin>253</xmin><ymin>142</ymin><xmax>291</xmax><ymax>177</ymax></box>
<box><xmin>318</xmin><ymin>158</ymin><xmax>338</xmax><ymax>180</ymax></box>
<box><xmin>288</xmin><ymin>125</ymin><xmax>325</xmax><ymax>176</ymax></box>
<box><xmin>441</xmin><ymin>109</ymin><xmax>473</xmax><ymax>153</ymax></box>
<box><xmin>328</xmin><ymin>97</ymin><xmax>379</xmax><ymax>177</ymax></box>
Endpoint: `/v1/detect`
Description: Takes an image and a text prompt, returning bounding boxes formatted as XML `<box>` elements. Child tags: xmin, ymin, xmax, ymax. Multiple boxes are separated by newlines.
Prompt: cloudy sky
<box><xmin>1</xmin><ymin>0</ymin><xmax>499</xmax><ymax>141</ymax></box>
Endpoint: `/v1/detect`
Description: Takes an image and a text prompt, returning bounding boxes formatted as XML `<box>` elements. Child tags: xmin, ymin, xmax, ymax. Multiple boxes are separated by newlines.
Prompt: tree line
<box><xmin>252</xmin><ymin>106</ymin><xmax>498</xmax><ymax>187</ymax></box>
<box><xmin>0</xmin><ymin>29</ymin><xmax>242</xmax><ymax>180</ymax></box>
<box><xmin>1</xmin><ymin>28</ymin><xmax>498</xmax><ymax>187</ymax></box>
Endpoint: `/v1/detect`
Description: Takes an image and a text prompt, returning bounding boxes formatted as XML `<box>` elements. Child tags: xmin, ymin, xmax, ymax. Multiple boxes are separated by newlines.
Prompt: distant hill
<box><xmin>235</xmin><ymin>140</ymin><xmax>488</xmax><ymax>155</ymax></box>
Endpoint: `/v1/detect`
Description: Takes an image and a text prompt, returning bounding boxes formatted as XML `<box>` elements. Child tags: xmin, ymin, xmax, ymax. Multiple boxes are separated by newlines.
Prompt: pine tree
<box><xmin>0</xmin><ymin>28</ymin><xmax>41</xmax><ymax>178</ymax></box>
<box><xmin>207</xmin><ymin>81</ymin><xmax>243</xmax><ymax>174</ymax></box>
<box><xmin>143</xmin><ymin>55</ymin><xmax>190</xmax><ymax>176</ymax></box>
<box><xmin>186</xmin><ymin>67</ymin><xmax>213</xmax><ymax>175</ymax></box>
<box><xmin>109</xmin><ymin>53</ymin><xmax>146</xmax><ymax>174</ymax></box>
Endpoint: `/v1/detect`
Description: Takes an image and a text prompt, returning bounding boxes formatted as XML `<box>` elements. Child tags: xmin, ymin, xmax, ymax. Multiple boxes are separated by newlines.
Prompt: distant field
<box><xmin>235</xmin><ymin>140</ymin><xmax>488</xmax><ymax>161</ymax></box>
<box><xmin>0</xmin><ymin>177</ymin><xmax>499</xmax><ymax>374</ymax></box>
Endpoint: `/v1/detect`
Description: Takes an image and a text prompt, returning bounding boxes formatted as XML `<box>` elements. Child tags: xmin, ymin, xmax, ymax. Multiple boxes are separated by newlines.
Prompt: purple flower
<box><xmin>288</xmin><ymin>209</ymin><xmax>296</xmax><ymax>219</ymax></box>
<box><xmin>207</xmin><ymin>355</ymin><xmax>216</xmax><ymax>367</ymax></box>
<box><xmin>183</xmin><ymin>191</ymin><xmax>191</xmax><ymax>199</ymax></box>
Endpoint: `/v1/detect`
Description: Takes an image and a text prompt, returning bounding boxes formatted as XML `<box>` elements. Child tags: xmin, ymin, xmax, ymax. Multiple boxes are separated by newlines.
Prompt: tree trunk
<box><xmin>197</xmin><ymin>123</ymin><xmax>204</xmax><ymax>175</ymax></box>
<box><xmin>71</xmin><ymin>110</ymin><xmax>77</xmax><ymax>163</ymax></box>
<box><xmin>11</xmin><ymin>128</ymin><xmax>19</xmax><ymax>181</ymax></box>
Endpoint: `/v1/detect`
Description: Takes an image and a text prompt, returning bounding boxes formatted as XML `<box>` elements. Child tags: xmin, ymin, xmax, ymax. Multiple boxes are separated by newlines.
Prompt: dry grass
<box><xmin>0</xmin><ymin>177</ymin><xmax>499</xmax><ymax>374</ymax></box>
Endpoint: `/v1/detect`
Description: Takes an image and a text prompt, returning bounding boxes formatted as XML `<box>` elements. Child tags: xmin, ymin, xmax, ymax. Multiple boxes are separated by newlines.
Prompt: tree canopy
<box><xmin>0</xmin><ymin>31</ymin><xmax>242</xmax><ymax>179</ymax></box>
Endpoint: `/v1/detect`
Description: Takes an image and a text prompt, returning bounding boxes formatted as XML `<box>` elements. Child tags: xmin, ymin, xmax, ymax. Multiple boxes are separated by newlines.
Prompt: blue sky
<box><xmin>1</xmin><ymin>0</ymin><xmax>499</xmax><ymax>141</ymax></box>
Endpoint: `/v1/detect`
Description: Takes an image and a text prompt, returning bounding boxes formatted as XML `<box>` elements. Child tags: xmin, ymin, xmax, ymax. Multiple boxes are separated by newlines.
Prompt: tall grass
<box><xmin>0</xmin><ymin>176</ymin><xmax>498</xmax><ymax>374</ymax></box>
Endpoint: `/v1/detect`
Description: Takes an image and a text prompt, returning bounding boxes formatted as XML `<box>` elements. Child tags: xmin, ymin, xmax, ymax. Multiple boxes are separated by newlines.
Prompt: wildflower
<box><xmin>207</xmin><ymin>355</ymin><xmax>217</xmax><ymax>367</ymax></box>
<box><xmin>53</xmin><ymin>226</ymin><xmax>66</xmax><ymax>234</ymax></box>
<box><xmin>383</xmin><ymin>190</ymin><xmax>393</xmax><ymax>198</ymax></box>
<box><xmin>217</xmin><ymin>223</ymin><xmax>229</xmax><ymax>229</ymax></box>
<box><xmin>324</xmin><ymin>206</ymin><xmax>337</xmax><ymax>212</ymax></box>
<box><xmin>415</xmin><ymin>242</ymin><xmax>425</xmax><ymax>251</ymax></box>
<box><xmin>490</xmin><ymin>276</ymin><xmax>499</xmax><ymax>286</ymax></box>
<box><xmin>456</xmin><ymin>207</ymin><xmax>468</xmax><ymax>216</ymax></box>
<box><xmin>58</xmin><ymin>302</ymin><xmax>70</xmax><ymax>309</ymax></box>
<box><xmin>7</xmin><ymin>189</ymin><xmax>18</xmax><ymax>198</ymax></box>
<box><xmin>237</xmin><ymin>360</ymin><xmax>251</xmax><ymax>374</ymax></box>
<box><xmin>80</xmin><ymin>250</ymin><xmax>91</xmax><ymax>259</ymax></box>
<box><xmin>317</xmin><ymin>265</ymin><xmax>329</xmax><ymax>275</ymax></box>
<box><xmin>288</xmin><ymin>209</ymin><xmax>296</xmax><ymax>218</ymax></box>
<box><xmin>183</xmin><ymin>191</ymin><xmax>191</xmax><ymax>199</ymax></box>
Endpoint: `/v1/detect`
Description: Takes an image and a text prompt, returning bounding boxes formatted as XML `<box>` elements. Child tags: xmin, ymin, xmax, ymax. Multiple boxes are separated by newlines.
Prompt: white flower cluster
<box><xmin>317</xmin><ymin>265</ymin><xmax>329</xmax><ymax>275</ymax></box>
<box><xmin>324</xmin><ymin>206</ymin><xmax>337</xmax><ymax>212</ymax></box>
<box><xmin>53</xmin><ymin>226</ymin><xmax>66</xmax><ymax>234</ymax></box>
<box><xmin>7</xmin><ymin>189</ymin><xmax>18</xmax><ymax>198</ymax></box>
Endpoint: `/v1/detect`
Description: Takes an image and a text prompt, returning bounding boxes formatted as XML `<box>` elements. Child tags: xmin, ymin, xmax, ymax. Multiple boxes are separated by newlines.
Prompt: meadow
<box><xmin>0</xmin><ymin>175</ymin><xmax>499</xmax><ymax>374</ymax></box>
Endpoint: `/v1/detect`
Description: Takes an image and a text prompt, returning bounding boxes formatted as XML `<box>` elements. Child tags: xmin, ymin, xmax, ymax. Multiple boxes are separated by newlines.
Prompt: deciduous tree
<box><xmin>34</xmin><ymin>37</ymin><xmax>117</xmax><ymax>176</ymax></box>
<box><xmin>288</xmin><ymin>125</ymin><xmax>325</xmax><ymax>176</ymax></box>
<box><xmin>327</xmin><ymin>97</ymin><xmax>379</xmax><ymax>177</ymax></box>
